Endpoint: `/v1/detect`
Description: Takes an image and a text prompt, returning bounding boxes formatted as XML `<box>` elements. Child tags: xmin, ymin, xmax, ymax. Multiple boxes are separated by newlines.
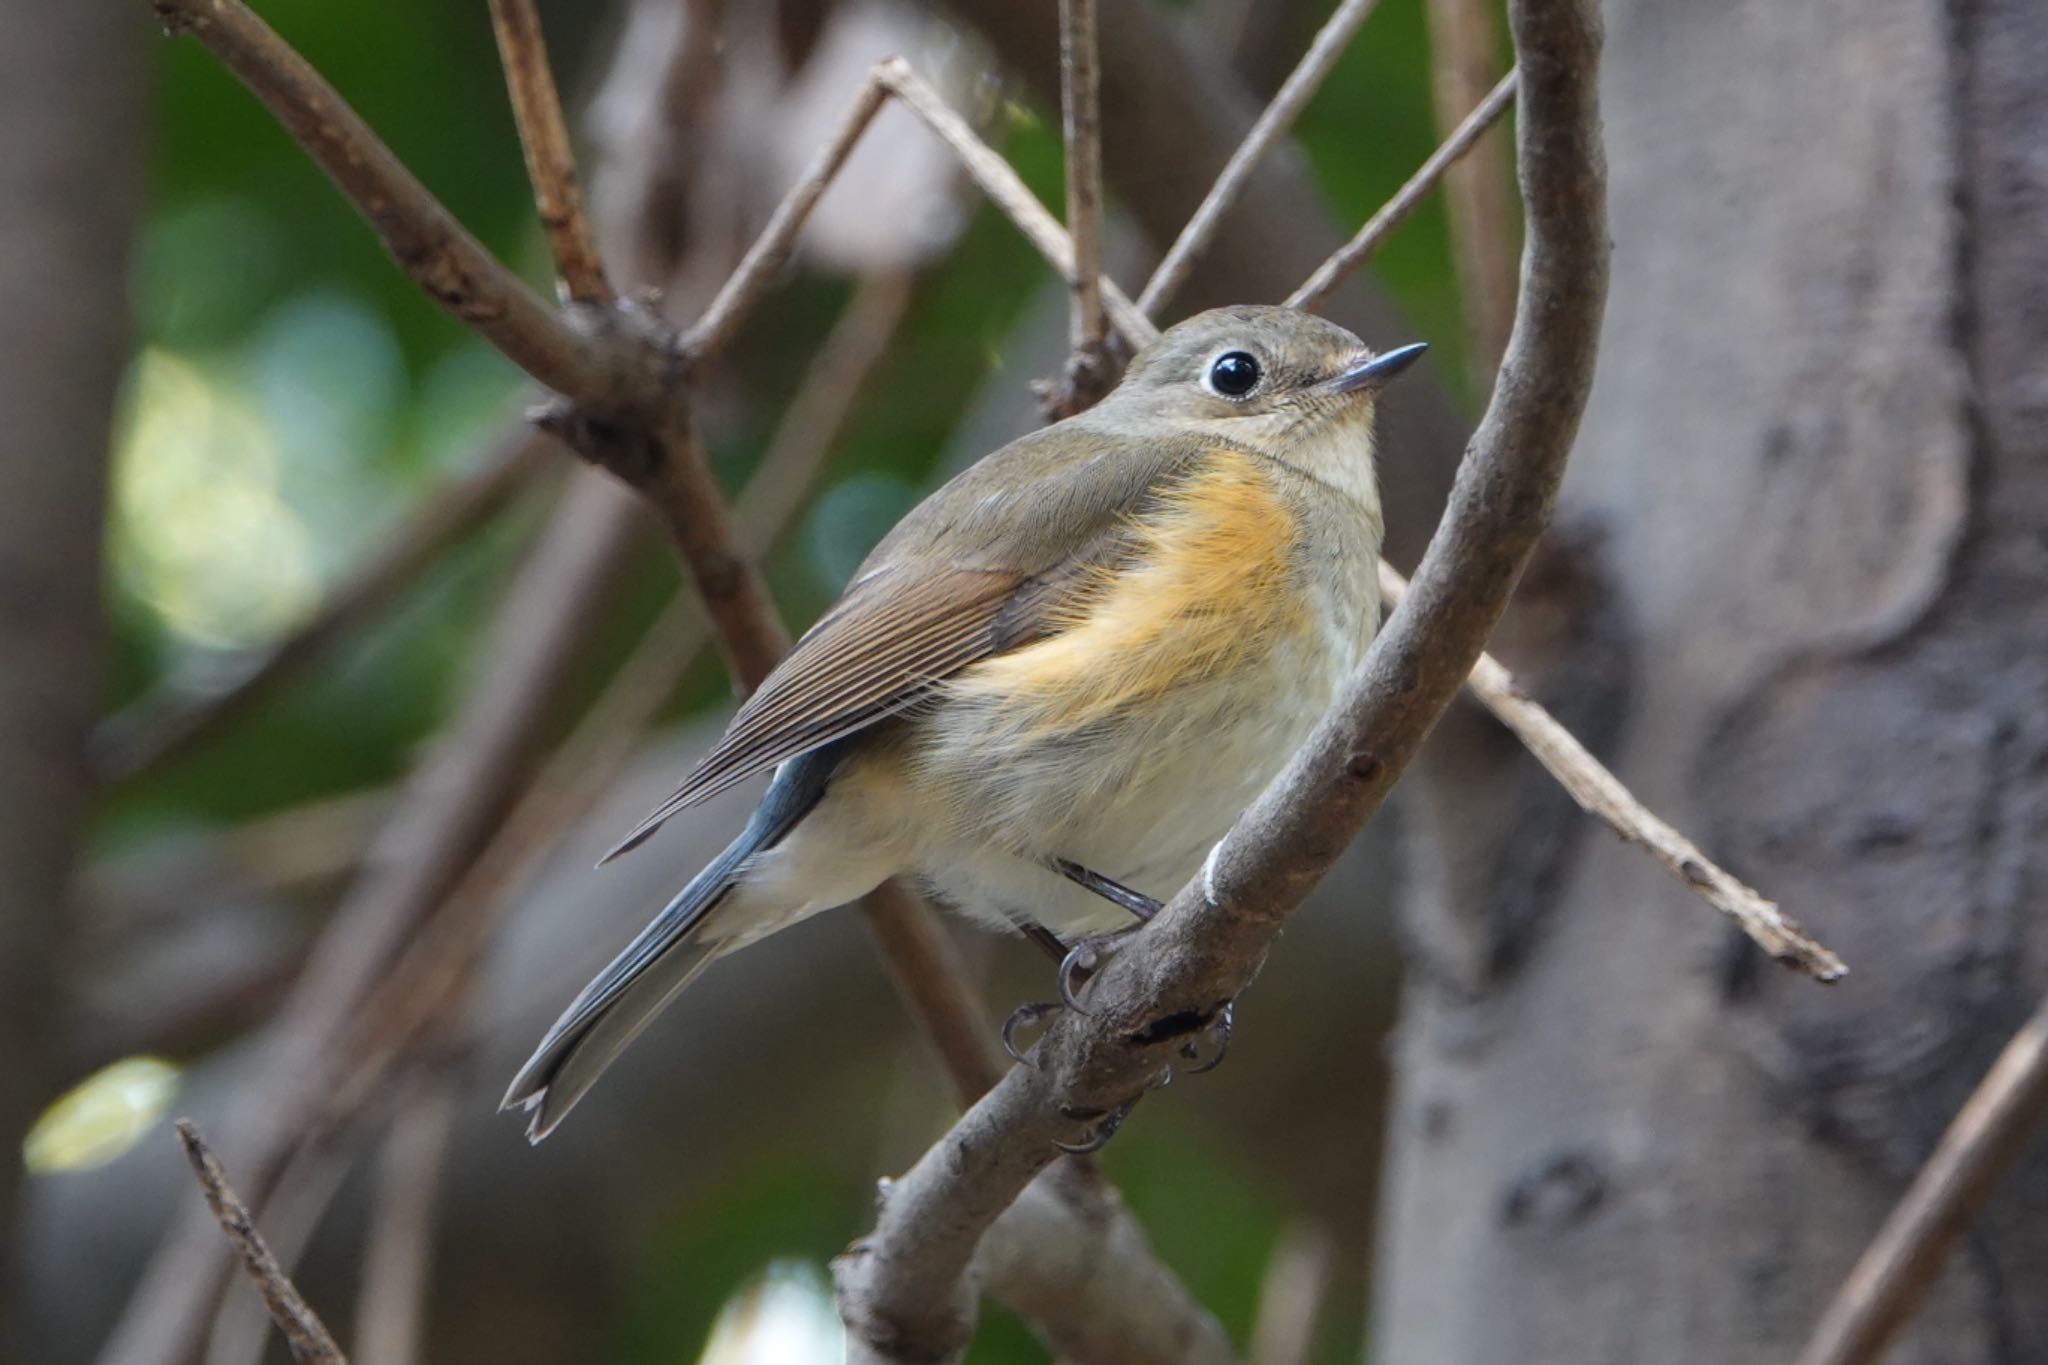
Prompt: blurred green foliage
<box><xmin>103</xmin><ymin>0</ymin><xmax>1477</xmax><ymax>1357</ymax></box>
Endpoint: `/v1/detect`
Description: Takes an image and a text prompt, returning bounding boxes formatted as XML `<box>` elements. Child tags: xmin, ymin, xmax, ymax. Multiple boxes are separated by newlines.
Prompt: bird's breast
<box><xmin>905</xmin><ymin>448</ymin><xmax>1380</xmax><ymax>881</ymax></box>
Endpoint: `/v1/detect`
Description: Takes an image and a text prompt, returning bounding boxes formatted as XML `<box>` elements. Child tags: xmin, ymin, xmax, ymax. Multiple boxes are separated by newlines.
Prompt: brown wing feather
<box><xmin>600</xmin><ymin>424</ymin><xmax>1212</xmax><ymax>864</ymax></box>
<box><xmin>600</xmin><ymin>565</ymin><xmax>1026</xmax><ymax>860</ymax></box>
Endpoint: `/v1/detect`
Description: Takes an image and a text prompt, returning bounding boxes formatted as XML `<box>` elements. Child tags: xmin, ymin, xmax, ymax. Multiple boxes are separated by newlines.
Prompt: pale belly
<box><xmin>899</xmin><ymin>620</ymin><xmax>1365</xmax><ymax>937</ymax></box>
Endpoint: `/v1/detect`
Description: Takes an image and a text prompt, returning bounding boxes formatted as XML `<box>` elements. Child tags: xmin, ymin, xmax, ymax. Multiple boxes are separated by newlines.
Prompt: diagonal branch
<box><xmin>1288</xmin><ymin>66</ymin><xmax>1519</xmax><ymax>312</ymax></box>
<box><xmin>142</xmin><ymin>0</ymin><xmax>619</xmax><ymax>403</ymax></box>
<box><xmin>172</xmin><ymin>1121</ymin><xmax>346</xmax><ymax>1365</ymax></box>
<box><xmin>833</xmin><ymin>0</ymin><xmax>1608</xmax><ymax>1357</ymax></box>
<box><xmin>1793</xmin><ymin>992</ymin><xmax>2048</xmax><ymax>1365</ymax></box>
<box><xmin>487</xmin><ymin>0</ymin><xmax>613</xmax><ymax>303</ymax></box>
<box><xmin>1137</xmin><ymin>0</ymin><xmax>1385</xmax><ymax>320</ymax></box>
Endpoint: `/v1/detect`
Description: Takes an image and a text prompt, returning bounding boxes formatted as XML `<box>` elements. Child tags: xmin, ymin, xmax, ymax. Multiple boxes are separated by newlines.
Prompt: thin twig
<box><xmin>834</xmin><ymin>1</ymin><xmax>1607</xmax><ymax>1357</ymax></box>
<box><xmin>1059</xmin><ymin>0</ymin><xmax>1107</xmax><ymax>352</ymax></box>
<box><xmin>685</xmin><ymin>72</ymin><xmax>894</xmax><ymax>363</ymax></box>
<box><xmin>171</xmin><ymin>1121</ymin><xmax>346</xmax><ymax>1365</ymax></box>
<box><xmin>1287</xmin><ymin>66</ymin><xmax>1519</xmax><ymax>312</ymax></box>
<box><xmin>1379</xmin><ymin>564</ymin><xmax>1845</xmax><ymax>978</ymax></box>
<box><xmin>1137</xmin><ymin>0</ymin><xmax>1385</xmax><ymax>320</ymax></box>
<box><xmin>142</xmin><ymin>0</ymin><xmax>618</xmax><ymax>402</ymax></box>
<box><xmin>877</xmin><ymin>62</ymin><xmax>1153</xmax><ymax>348</ymax></box>
<box><xmin>351</xmin><ymin>1085</ymin><xmax>456</xmax><ymax>1365</ymax></box>
<box><xmin>1424</xmin><ymin>0</ymin><xmax>1518</xmax><ymax>384</ymax></box>
<box><xmin>91</xmin><ymin>424</ymin><xmax>551</xmax><ymax>786</ymax></box>
<box><xmin>487</xmin><ymin>0</ymin><xmax>613</xmax><ymax>303</ymax></box>
<box><xmin>1793</xmin><ymin>994</ymin><xmax>2048</xmax><ymax>1365</ymax></box>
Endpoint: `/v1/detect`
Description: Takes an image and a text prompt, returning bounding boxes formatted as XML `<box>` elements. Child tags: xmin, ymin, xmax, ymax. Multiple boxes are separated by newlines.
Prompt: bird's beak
<box><xmin>1326</xmin><ymin>342</ymin><xmax>1429</xmax><ymax>395</ymax></box>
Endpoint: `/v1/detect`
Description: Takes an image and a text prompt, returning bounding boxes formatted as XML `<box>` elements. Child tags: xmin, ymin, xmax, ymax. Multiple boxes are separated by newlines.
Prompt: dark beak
<box><xmin>1326</xmin><ymin>341</ymin><xmax>1429</xmax><ymax>395</ymax></box>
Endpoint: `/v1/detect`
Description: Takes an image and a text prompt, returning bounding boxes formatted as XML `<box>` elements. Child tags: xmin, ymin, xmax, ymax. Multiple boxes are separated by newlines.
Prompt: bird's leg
<box><xmin>1051</xmin><ymin>858</ymin><xmax>1161</xmax><ymax>922</ymax></box>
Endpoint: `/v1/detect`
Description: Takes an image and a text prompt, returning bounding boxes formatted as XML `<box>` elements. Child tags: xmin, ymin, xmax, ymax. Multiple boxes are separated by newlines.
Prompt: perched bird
<box><xmin>505</xmin><ymin>305</ymin><xmax>1424</xmax><ymax>1139</ymax></box>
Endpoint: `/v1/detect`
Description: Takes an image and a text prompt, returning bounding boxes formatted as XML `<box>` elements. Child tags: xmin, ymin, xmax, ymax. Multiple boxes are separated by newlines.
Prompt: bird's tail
<box><xmin>502</xmin><ymin>756</ymin><xmax>833</xmax><ymax>1142</ymax></box>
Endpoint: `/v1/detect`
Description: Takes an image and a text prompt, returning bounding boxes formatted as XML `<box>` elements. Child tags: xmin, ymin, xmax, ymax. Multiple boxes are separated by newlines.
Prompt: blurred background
<box><xmin>6</xmin><ymin>0</ymin><xmax>2046</xmax><ymax>1363</ymax></box>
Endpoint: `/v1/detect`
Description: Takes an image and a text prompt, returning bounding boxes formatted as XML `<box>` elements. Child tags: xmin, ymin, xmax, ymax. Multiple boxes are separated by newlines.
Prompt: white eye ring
<box><xmin>1204</xmin><ymin>349</ymin><xmax>1263</xmax><ymax>399</ymax></box>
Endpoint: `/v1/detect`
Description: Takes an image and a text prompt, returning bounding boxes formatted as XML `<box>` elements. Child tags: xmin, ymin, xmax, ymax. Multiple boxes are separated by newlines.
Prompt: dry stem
<box><xmin>1793</xmin><ymin>993</ymin><xmax>2048</xmax><ymax>1365</ymax></box>
<box><xmin>1137</xmin><ymin>0</ymin><xmax>1386</xmax><ymax>319</ymax></box>
<box><xmin>172</xmin><ymin>1121</ymin><xmax>345</xmax><ymax>1365</ymax></box>
<box><xmin>1059</xmin><ymin>0</ymin><xmax>1108</xmax><ymax>353</ymax></box>
<box><xmin>1288</xmin><ymin>66</ymin><xmax>1519</xmax><ymax>312</ymax></box>
<box><xmin>487</xmin><ymin>0</ymin><xmax>613</xmax><ymax>303</ymax></box>
<box><xmin>1380</xmin><ymin>564</ymin><xmax>1844</xmax><ymax>978</ymax></box>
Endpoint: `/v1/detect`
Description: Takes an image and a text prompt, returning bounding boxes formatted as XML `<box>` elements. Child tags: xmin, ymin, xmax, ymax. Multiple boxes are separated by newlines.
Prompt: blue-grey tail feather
<box><xmin>503</xmin><ymin>753</ymin><xmax>837</xmax><ymax>1140</ymax></box>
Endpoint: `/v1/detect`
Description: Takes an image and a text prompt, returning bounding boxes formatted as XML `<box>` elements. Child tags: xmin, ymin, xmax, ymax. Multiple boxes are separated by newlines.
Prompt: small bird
<box><xmin>505</xmin><ymin>305</ymin><xmax>1424</xmax><ymax>1140</ymax></box>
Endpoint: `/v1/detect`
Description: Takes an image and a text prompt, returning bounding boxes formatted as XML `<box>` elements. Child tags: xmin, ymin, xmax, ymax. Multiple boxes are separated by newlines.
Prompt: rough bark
<box><xmin>0</xmin><ymin>1</ymin><xmax>147</xmax><ymax>1350</ymax></box>
<box><xmin>1376</xmin><ymin>0</ymin><xmax>2048</xmax><ymax>1361</ymax></box>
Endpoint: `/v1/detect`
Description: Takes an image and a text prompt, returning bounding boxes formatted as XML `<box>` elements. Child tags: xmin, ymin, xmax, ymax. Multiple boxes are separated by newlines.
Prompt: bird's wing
<box><xmin>601</xmin><ymin>427</ymin><xmax>1202</xmax><ymax>862</ymax></box>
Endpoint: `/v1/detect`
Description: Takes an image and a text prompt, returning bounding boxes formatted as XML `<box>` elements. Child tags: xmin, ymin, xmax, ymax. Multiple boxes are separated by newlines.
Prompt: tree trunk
<box><xmin>0</xmin><ymin>2</ymin><xmax>147</xmax><ymax>1351</ymax></box>
<box><xmin>1375</xmin><ymin>0</ymin><xmax>2048</xmax><ymax>1361</ymax></box>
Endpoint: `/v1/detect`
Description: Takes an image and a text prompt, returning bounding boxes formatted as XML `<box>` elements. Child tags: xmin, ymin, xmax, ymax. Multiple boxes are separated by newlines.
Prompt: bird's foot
<box><xmin>1176</xmin><ymin>1000</ymin><xmax>1233</xmax><ymax>1074</ymax></box>
<box><xmin>1002</xmin><ymin>999</ymin><xmax>1060</xmax><ymax>1063</ymax></box>
<box><xmin>1058</xmin><ymin>925</ymin><xmax>1146</xmax><ymax>1014</ymax></box>
<box><xmin>1055</xmin><ymin>1097</ymin><xmax>1138</xmax><ymax>1153</ymax></box>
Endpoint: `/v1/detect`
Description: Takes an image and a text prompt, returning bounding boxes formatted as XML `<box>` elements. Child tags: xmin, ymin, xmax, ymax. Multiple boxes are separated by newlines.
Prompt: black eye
<box><xmin>1207</xmin><ymin>351</ymin><xmax>1261</xmax><ymax>398</ymax></box>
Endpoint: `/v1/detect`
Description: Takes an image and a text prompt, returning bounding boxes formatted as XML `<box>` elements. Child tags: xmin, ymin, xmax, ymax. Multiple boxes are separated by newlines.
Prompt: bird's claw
<box><xmin>1055</xmin><ymin>1097</ymin><xmax>1136</xmax><ymax>1154</ymax></box>
<box><xmin>1177</xmin><ymin>1000</ymin><xmax>1234</xmax><ymax>1075</ymax></box>
<box><xmin>1056</xmin><ymin>926</ymin><xmax>1144</xmax><ymax>1014</ymax></box>
<box><xmin>1002</xmin><ymin>1000</ymin><xmax>1061</xmax><ymax>1063</ymax></box>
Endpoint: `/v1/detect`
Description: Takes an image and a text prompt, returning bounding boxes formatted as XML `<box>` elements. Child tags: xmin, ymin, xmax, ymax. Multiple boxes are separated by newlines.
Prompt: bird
<box><xmin>504</xmin><ymin>304</ymin><xmax>1425</xmax><ymax>1140</ymax></box>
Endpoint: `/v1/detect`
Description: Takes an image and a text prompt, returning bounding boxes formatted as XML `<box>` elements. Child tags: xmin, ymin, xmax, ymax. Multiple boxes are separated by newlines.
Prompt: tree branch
<box><xmin>1287</xmin><ymin>66</ymin><xmax>1519</xmax><ymax>312</ymax></box>
<box><xmin>1058</xmin><ymin>0</ymin><xmax>1107</xmax><ymax>354</ymax></box>
<box><xmin>1136</xmin><ymin>0</ymin><xmax>1385</xmax><ymax>320</ymax></box>
<box><xmin>487</xmin><ymin>0</ymin><xmax>613</xmax><ymax>303</ymax></box>
<box><xmin>172</xmin><ymin>1121</ymin><xmax>346</xmax><ymax>1365</ymax></box>
<box><xmin>832</xmin><ymin>1</ymin><xmax>1607</xmax><ymax>1358</ymax></box>
<box><xmin>142</xmin><ymin>0</ymin><xmax>620</xmax><ymax>403</ymax></box>
<box><xmin>1793</xmin><ymin>993</ymin><xmax>2048</xmax><ymax>1365</ymax></box>
<box><xmin>1379</xmin><ymin>564</ymin><xmax>1844</xmax><ymax>978</ymax></box>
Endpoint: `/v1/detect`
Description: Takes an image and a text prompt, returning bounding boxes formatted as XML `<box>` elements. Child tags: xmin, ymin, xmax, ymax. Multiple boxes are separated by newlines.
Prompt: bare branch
<box><xmin>1137</xmin><ymin>0</ymin><xmax>1385</xmax><ymax>320</ymax></box>
<box><xmin>1059</xmin><ymin>0</ymin><xmax>1108</xmax><ymax>352</ymax></box>
<box><xmin>91</xmin><ymin>424</ymin><xmax>551</xmax><ymax>786</ymax></box>
<box><xmin>834</xmin><ymin>1</ymin><xmax>1607</xmax><ymax>1357</ymax></box>
<box><xmin>879</xmin><ymin>61</ymin><xmax>1153</xmax><ymax>347</ymax></box>
<box><xmin>974</xmin><ymin>1161</ymin><xmax>1238</xmax><ymax>1365</ymax></box>
<box><xmin>1379</xmin><ymin>564</ymin><xmax>1845</xmax><ymax>978</ymax></box>
<box><xmin>171</xmin><ymin>1121</ymin><xmax>346</xmax><ymax>1365</ymax></box>
<box><xmin>1287</xmin><ymin>67</ymin><xmax>1518</xmax><ymax>313</ymax></box>
<box><xmin>1424</xmin><ymin>0</ymin><xmax>1519</xmax><ymax>384</ymax></box>
<box><xmin>685</xmin><ymin>72</ymin><xmax>894</xmax><ymax>363</ymax></box>
<box><xmin>487</xmin><ymin>0</ymin><xmax>613</xmax><ymax>303</ymax></box>
<box><xmin>1794</xmin><ymin>994</ymin><xmax>2048</xmax><ymax>1365</ymax></box>
<box><xmin>142</xmin><ymin>0</ymin><xmax>619</xmax><ymax>402</ymax></box>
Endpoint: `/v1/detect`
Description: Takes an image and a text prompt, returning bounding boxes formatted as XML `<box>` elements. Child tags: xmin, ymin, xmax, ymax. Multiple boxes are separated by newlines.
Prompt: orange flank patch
<box><xmin>955</xmin><ymin>449</ymin><xmax>1308</xmax><ymax>733</ymax></box>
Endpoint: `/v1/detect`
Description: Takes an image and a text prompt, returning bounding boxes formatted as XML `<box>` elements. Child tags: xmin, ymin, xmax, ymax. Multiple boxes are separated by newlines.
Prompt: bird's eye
<box><xmin>1206</xmin><ymin>351</ymin><xmax>1261</xmax><ymax>398</ymax></box>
